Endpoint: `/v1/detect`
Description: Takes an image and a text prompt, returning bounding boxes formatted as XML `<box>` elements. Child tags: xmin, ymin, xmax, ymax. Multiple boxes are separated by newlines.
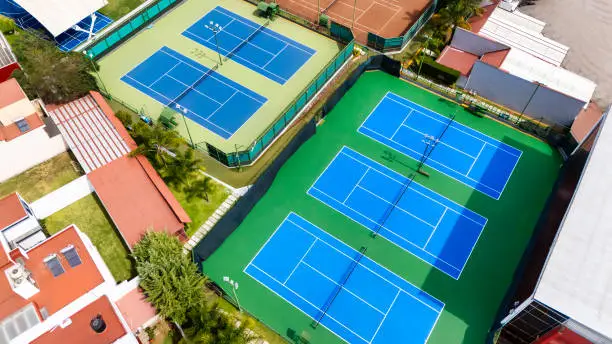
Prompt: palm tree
<box><xmin>130</xmin><ymin>122</ymin><xmax>183</xmax><ymax>169</ymax></box>
<box><xmin>184</xmin><ymin>176</ymin><xmax>216</xmax><ymax>202</ymax></box>
<box><xmin>180</xmin><ymin>302</ymin><xmax>258</xmax><ymax>344</ymax></box>
<box><xmin>162</xmin><ymin>148</ymin><xmax>202</xmax><ymax>188</ymax></box>
<box><xmin>430</xmin><ymin>0</ymin><xmax>484</xmax><ymax>41</ymax></box>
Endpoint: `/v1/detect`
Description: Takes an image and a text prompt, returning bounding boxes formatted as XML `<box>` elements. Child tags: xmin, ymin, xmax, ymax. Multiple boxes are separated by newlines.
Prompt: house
<box><xmin>0</xmin><ymin>32</ymin><xmax>19</xmax><ymax>82</ymax></box>
<box><xmin>0</xmin><ymin>78</ymin><xmax>67</xmax><ymax>183</ymax></box>
<box><xmin>0</xmin><ymin>223</ymin><xmax>139</xmax><ymax>343</ymax></box>
<box><xmin>435</xmin><ymin>1</ymin><xmax>598</xmax><ymax>127</ymax></box>
<box><xmin>0</xmin><ymin>193</ymin><xmax>45</xmax><ymax>251</ymax></box>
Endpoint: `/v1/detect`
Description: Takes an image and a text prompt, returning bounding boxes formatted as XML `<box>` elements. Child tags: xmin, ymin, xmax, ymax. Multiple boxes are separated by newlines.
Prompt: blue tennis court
<box><xmin>245</xmin><ymin>212</ymin><xmax>443</xmax><ymax>344</ymax></box>
<box><xmin>121</xmin><ymin>46</ymin><xmax>267</xmax><ymax>139</ymax></box>
<box><xmin>358</xmin><ymin>92</ymin><xmax>522</xmax><ymax>199</ymax></box>
<box><xmin>182</xmin><ymin>6</ymin><xmax>316</xmax><ymax>84</ymax></box>
<box><xmin>308</xmin><ymin>147</ymin><xmax>487</xmax><ymax>279</ymax></box>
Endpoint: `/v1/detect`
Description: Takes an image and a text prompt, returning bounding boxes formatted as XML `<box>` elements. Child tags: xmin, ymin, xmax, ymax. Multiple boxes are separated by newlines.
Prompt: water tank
<box><xmin>90</xmin><ymin>315</ymin><xmax>106</xmax><ymax>333</ymax></box>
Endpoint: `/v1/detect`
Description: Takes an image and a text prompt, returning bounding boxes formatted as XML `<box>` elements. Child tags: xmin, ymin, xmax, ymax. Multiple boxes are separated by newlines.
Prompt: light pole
<box><xmin>83</xmin><ymin>50</ymin><xmax>108</xmax><ymax>94</ymax></box>
<box><xmin>223</xmin><ymin>276</ymin><xmax>242</xmax><ymax>312</ymax></box>
<box><xmin>205</xmin><ymin>21</ymin><xmax>223</xmax><ymax>65</ymax></box>
<box><xmin>175</xmin><ymin>105</ymin><xmax>195</xmax><ymax>148</ymax></box>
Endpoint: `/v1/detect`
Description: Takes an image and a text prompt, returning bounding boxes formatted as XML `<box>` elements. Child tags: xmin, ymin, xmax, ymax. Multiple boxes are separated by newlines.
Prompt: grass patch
<box><xmin>169</xmin><ymin>179</ymin><xmax>229</xmax><ymax>237</ymax></box>
<box><xmin>43</xmin><ymin>194</ymin><xmax>135</xmax><ymax>282</ymax></box>
<box><xmin>0</xmin><ymin>152</ymin><xmax>82</xmax><ymax>202</ymax></box>
<box><xmin>100</xmin><ymin>0</ymin><xmax>146</xmax><ymax>20</ymax></box>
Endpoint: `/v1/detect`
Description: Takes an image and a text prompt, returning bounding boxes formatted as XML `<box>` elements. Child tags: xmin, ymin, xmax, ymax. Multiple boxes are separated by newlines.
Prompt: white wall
<box><xmin>0</xmin><ymin>127</ymin><xmax>68</xmax><ymax>183</ymax></box>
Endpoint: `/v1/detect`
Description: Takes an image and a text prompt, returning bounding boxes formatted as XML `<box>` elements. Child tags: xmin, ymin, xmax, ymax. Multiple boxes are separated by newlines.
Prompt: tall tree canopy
<box><xmin>10</xmin><ymin>31</ymin><xmax>98</xmax><ymax>103</ymax></box>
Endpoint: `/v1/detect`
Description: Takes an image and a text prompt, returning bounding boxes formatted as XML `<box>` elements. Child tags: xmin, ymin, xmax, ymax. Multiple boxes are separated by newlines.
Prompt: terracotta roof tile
<box><xmin>115</xmin><ymin>287</ymin><xmax>157</xmax><ymax>331</ymax></box>
<box><xmin>0</xmin><ymin>78</ymin><xmax>27</xmax><ymax>109</ymax></box>
<box><xmin>469</xmin><ymin>0</ymin><xmax>500</xmax><ymax>33</ymax></box>
<box><xmin>436</xmin><ymin>46</ymin><xmax>479</xmax><ymax>76</ymax></box>
<box><xmin>0</xmin><ymin>193</ymin><xmax>27</xmax><ymax>230</ymax></box>
<box><xmin>0</xmin><ymin>113</ymin><xmax>45</xmax><ymax>142</ymax></box>
<box><xmin>480</xmin><ymin>49</ymin><xmax>510</xmax><ymax>68</ymax></box>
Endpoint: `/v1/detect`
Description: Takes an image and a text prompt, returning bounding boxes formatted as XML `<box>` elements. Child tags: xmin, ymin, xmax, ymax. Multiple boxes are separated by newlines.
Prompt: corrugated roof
<box><xmin>0</xmin><ymin>193</ymin><xmax>27</xmax><ymax>231</ymax></box>
<box><xmin>88</xmin><ymin>156</ymin><xmax>188</xmax><ymax>248</ymax></box>
<box><xmin>534</xmin><ymin>108</ymin><xmax>612</xmax><ymax>340</ymax></box>
<box><xmin>0</xmin><ymin>32</ymin><xmax>17</xmax><ymax>70</ymax></box>
<box><xmin>47</xmin><ymin>94</ymin><xmax>131</xmax><ymax>173</ymax></box>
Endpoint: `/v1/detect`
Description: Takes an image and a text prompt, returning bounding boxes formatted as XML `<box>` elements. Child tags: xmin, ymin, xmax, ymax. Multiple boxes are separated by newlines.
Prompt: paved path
<box><xmin>30</xmin><ymin>175</ymin><xmax>95</xmax><ymax>219</ymax></box>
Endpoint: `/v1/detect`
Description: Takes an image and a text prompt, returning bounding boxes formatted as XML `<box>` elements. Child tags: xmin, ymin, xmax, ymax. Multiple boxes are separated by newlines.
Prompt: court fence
<box><xmin>366</xmin><ymin>0</ymin><xmax>437</xmax><ymax>52</ymax></box>
<box><xmin>198</xmin><ymin>26</ymin><xmax>355</xmax><ymax>167</ymax></box>
<box><xmin>78</xmin><ymin>0</ymin><xmax>184</xmax><ymax>59</ymax></box>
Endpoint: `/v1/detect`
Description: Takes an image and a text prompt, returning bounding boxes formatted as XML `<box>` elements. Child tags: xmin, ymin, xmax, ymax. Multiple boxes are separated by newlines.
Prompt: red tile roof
<box><xmin>480</xmin><ymin>49</ymin><xmax>510</xmax><ymax>68</ymax></box>
<box><xmin>0</xmin><ymin>78</ymin><xmax>27</xmax><ymax>109</ymax></box>
<box><xmin>88</xmin><ymin>156</ymin><xmax>189</xmax><ymax>248</ymax></box>
<box><xmin>436</xmin><ymin>46</ymin><xmax>479</xmax><ymax>76</ymax></box>
<box><xmin>571</xmin><ymin>102</ymin><xmax>604</xmax><ymax>151</ymax></box>
<box><xmin>0</xmin><ymin>193</ymin><xmax>27</xmax><ymax>230</ymax></box>
<box><xmin>469</xmin><ymin>0</ymin><xmax>500</xmax><ymax>33</ymax></box>
<box><xmin>0</xmin><ymin>226</ymin><xmax>104</xmax><ymax>320</ymax></box>
<box><xmin>115</xmin><ymin>287</ymin><xmax>157</xmax><ymax>331</ymax></box>
<box><xmin>32</xmin><ymin>296</ymin><xmax>127</xmax><ymax>344</ymax></box>
<box><xmin>0</xmin><ymin>113</ymin><xmax>45</xmax><ymax>142</ymax></box>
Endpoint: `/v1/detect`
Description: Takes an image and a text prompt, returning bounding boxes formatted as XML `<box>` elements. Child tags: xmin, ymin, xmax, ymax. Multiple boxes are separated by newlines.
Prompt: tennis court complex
<box><xmin>121</xmin><ymin>46</ymin><xmax>266</xmax><ymax>139</ymax></box>
<box><xmin>183</xmin><ymin>6</ymin><xmax>316</xmax><ymax>84</ymax></box>
<box><xmin>245</xmin><ymin>212</ymin><xmax>443</xmax><ymax>344</ymax></box>
<box><xmin>309</xmin><ymin>147</ymin><xmax>487</xmax><ymax>279</ymax></box>
<box><xmin>359</xmin><ymin>92</ymin><xmax>522</xmax><ymax>199</ymax></box>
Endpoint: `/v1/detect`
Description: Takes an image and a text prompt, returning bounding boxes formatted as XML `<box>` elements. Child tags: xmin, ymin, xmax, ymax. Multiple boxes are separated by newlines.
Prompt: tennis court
<box><xmin>245</xmin><ymin>212</ymin><xmax>443</xmax><ymax>344</ymax></box>
<box><xmin>359</xmin><ymin>92</ymin><xmax>522</xmax><ymax>199</ymax></box>
<box><xmin>308</xmin><ymin>146</ymin><xmax>487</xmax><ymax>279</ymax></box>
<box><xmin>121</xmin><ymin>46</ymin><xmax>267</xmax><ymax>139</ymax></box>
<box><xmin>182</xmin><ymin>6</ymin><xmax>316</xmax><ymax>84</ymax></box>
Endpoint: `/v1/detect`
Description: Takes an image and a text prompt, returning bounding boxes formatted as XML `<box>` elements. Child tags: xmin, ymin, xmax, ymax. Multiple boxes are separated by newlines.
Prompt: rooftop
<box><xmin>0</xmin><ymin>193</ymin><xmax>27</xmax><ymax>231</ymax></box>
<box><xmin>0</xmin><ymin>32</ymin><xmax>17</xmax><ymax>70</ymax></box>
<box><xmin>32</xmin><ymin>296</ymin><xmax>127</xmax><ymax>344</ymax></box>
<box><xmin>436</xmin><ymin>46</ymin><xmax>479</xmax><ymax>76</ymax></box>
<box><xmin>0</xmin><ymin>79</ymin><xmax>27</xmax><ymax>109</ymax></box>
<box><xmin>115</xmin><ymin>287</ymin><xmax>157</xmax><ymax>332</ymax></box>
<box><xmin>0</xmin><ymin>113</ymin><xmax>45</xmax><ymax>142</ymax></box>
<box><xmin>534</xmin><ymin>108</ymin><xmax>612</xmax><ymax>340</ymax></box>
<box><xmin>0</xmin><ymin>225</ymin><xmax>104</xmax><ymax>320</ymax></box>
<box><xmin>88</xmin><ymin>155</ymin><xmax>190</xmax><ymax>248</ymax></box>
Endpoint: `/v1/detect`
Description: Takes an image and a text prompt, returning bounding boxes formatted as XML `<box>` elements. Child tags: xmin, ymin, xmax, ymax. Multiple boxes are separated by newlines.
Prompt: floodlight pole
<box><xmin>416</xmin><ymin>35</ymin><xmax>431</xmax><ymax>80</ymax></box>
<box><xmin>83</xmin><ymin>50</ymin><xmax>108</xmax><ymax>94</ymax></box>
<box><xmin>351</xmin><ymin>0</ymin><xmax>357</xmax><ymax>29</ymax></box>
<box><xmin>176</xmin><ymin>105</ymin><xmax>195</xmax><ymax>148</ymax></box>
<box><xmin>223</xmin><ymin>276</ymin><xmax>242</xmax><ymax>312</ymax></box>
<box><xmin>205</xmin><ymin>22</ymin><xmax>224</xmax><ymax>65</ymax></box>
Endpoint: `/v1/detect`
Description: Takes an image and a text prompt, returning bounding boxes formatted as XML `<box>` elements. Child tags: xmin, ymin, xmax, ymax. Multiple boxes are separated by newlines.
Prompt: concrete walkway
<box><xmin>30</xmin><ymin>175</ymin><xmax>95</xmax><ymax>219</ymax></box>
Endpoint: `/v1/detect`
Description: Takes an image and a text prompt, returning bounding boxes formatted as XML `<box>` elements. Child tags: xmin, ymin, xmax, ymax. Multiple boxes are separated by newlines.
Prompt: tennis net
<box><xmin>224</xmin><ymin>21</ymin><xmax>270</xmax><ymax>62</ymax></box>
<box><xmin>311</xmin><ymin>246</ymin><xmax>367</xmax><ymax>329</ymax></box>
<box><xmin>372</xmin><ymin>174</ymin><xmax>415</xmax><ymax>238</ymax></box>
<box><xmin>169</xmin><ymin>64</ymin><xmax>218</xmax><ymax>108</ymax></box>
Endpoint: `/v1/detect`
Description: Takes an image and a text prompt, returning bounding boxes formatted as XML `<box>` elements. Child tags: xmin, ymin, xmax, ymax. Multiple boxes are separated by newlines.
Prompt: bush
<box><xmin>415</xmin><ymin>56</ymin><xmax>460</xmax><ymax>86</ymax></box>
<box><xmin>115</xmin><ymin>110</ymin><xmax>133</xmax><ymax>127</ymax></box>
<box><xmin>0</xmin><ymin>16</ymin><xmax>17</xmax><ymax>34</ymax></box>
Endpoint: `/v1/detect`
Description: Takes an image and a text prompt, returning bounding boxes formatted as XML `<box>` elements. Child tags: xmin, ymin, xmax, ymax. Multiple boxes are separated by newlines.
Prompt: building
<box><xmin>0</xmin><ymin>78</ymin><xmax>67</xmax><ymax>183</ymax></box>
<box><xmin>0</xmin><ymin>32</ymin><xmax>19</xmax><ymax>82</ymax></box>
<box><xmin>493</xmin><ymin>107</ymin><xmax>612</xmax><ymax>343</ymax></box>
<box><xmin>0</xmin><ymin>193</ymin><xmax>45</xmax><ymax>251</ymax></box>
<box><xmin>435</xmin><ymin>1</ymin><xmax>597</xmax><ymax>127</ymax></box>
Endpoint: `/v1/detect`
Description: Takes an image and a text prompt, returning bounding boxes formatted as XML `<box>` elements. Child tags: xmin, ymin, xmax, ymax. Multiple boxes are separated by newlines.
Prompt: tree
<box><xmin>10</xmin><ymin>31</ymin><xmax>98</xmax><ymax>103</ymax></box>
<box><xmin>0</xmin><ymin>16</ymin><xmax>17</xmax><ymax>34</ymax></box>
<box><xmin>130</xmin><ymin>122</ymin><xmax>183</xmax><ymax>169</ymax></box>
<box><xmin>180</xmin><ymin>301</ymin><xmax>258</xmax><ymax>344</ymax></box>
<box><xmin>430</xmin><ymin>0</ymin><xmax>483</xmax><ymax>41</ymax></box>
<box><xmin>184</xmin><ymin>175</ymin><xmax>216</xmax><ymax>202</ymax></box>
<box><xmin>163</xmin><ymin>148</ymin><xmax>201</xmax><ymax>188</ymax></box>
<box><xmin>115</xmin><ymin>110</ymin><xmax>133</xmax><ymax>127</ymax></box>
<box><xmin>132</xmin><ymin>232</ymin><xmax>207</xmax><ymax>327</ymax></box>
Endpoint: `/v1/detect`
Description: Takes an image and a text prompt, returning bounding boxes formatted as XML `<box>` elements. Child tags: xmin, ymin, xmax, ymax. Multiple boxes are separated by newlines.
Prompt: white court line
<box><xmin>300</xmin><ymin>261</ymin><xmax>386</xmax><ymax>315</ymax></box>
<box><xmin>466</xmin><ymin>143</ymin><xmax>486</xmax><ymax>176</ymax></box>
<box><xmin>369</xmin><ymin>289</ymin><xmax>401</xmax><ymax>343</ymax></box>
<box><xmin>423</xmin><ymin>208</ymin><xmax>447</xmax><ymax>249</ymax></box>
<box><xmin>261</xmin><ymin>43</ymin><xmax>288</xmax><ymax>69</ymax></box>
<box><xmin>400</xmin><ymin>120</ymin><xmax>477</xmax><ymax>159</ymax></box>
<box><xmin>206</xmin><ymin>91</ymin><xmax>238</xmax><ymax>119</ymax></box>
<box><xmin>385</xmin><ymin>92</ymin><xmax>522</xmax><ymax>158</ymax></box>
<box><xmin>343</xmin><ymin>168</ymin><xmax>369</xmax><ymax>204</ymax></box>
<box><xmin>165</xmin><ymin>74</ymin><xmax>223</xmax><ymax>105</ymax></box>
<box><xmin>283</xmin><ymin>238</ymin><xmax>318</xmax><ymax>285</ymax></box>
<box><xmin>148</xmin><ymin>61</ymin><xmax>181</xmax><ymax>87</ymax></box>
<box><xmin>212</xmin><ymin>8</ymin><xmax>316</xmax><ymax>56</ymax></box>
<box><xmin>390</xmin><ymin>109</ymin><xmax>413</xmax><ymax>140</ymax></box>
<box><xmin>311</xmin><ymin>186</ymin><xmax>464</xmax><ymax>276</ymax></box>
<box><xmin>285</xmin><ymin>217</ymin><xmax>443</xmax><ymax>313</ymax></box>
<box><xmin>339</xmin><ymin>148</ymin><xmax>486</xmax><ymax>226</ymax></box>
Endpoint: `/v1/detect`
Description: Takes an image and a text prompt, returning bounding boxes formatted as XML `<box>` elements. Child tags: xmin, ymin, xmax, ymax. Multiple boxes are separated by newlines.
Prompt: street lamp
<box><xmin>223</xmin><ymin>276</ymin><xmax>242</xmax><ymax>312</ymax></box>
<box><xmin>83</xmin><ymin>50</ymin><xmax>108</xmax><ymax>94</ymax></box>
<box><xmin>205</xmin><ymin>21</ymin><xmax>223</xmax><ymax>65</ymax></box>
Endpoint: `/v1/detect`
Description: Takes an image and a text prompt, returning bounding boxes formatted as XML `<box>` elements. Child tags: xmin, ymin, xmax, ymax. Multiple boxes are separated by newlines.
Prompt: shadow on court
<box><xmin>413</xmin><ymin>135</ymin><xmax>561</xmax><ymax>343</ymax></box>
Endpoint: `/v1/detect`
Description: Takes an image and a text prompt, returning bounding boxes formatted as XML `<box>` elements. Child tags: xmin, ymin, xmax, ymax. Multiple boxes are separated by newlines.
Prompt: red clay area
<box><xmin>276</xmin><ymin>0</ymin><xmax>432</xmax><ymax>44</ymax></box>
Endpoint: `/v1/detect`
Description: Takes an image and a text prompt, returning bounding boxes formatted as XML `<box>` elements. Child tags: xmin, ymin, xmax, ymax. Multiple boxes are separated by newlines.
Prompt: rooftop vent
<box><xmin>90</xmin><ymin>314</ymin><xmax>106</xmax><ymax>334</ymax></box>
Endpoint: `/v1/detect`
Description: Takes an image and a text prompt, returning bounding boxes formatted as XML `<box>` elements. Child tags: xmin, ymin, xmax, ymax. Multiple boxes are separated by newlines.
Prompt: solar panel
<box><xmin>61</xmin><ymin>245</ymin><xmax>81</xmax><ymax>268</ymax></box>
<box><xmin>43</xmin><ymin>255</ymin><xmax>64</xmax><ymax>277</ymax></box>
<box><xmin>15</xmin><ymin>119</ymin><xmax>30</xmax><ymax>133</ymax></box>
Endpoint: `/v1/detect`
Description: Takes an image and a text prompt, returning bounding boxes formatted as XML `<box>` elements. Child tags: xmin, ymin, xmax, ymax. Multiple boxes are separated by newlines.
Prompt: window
<box><xmin>43</xmin><ymin>255</ymin><xmax>64</xmax><ymax>277</ymax></box>
<box><xmin>61</xmin><ymin>245</ymin><xmax>82</xmax><ymax>268</ymax></box>
<box><xmin>14</xmin><ymin>119</ymin><xmax>30</xmax><ymax>133</ymax></box>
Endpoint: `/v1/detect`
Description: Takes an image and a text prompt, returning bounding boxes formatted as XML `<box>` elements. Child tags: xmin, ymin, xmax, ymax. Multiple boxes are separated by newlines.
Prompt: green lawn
<box><xmin>44</xmin><ymin>194</ymin><xmax>135</xmax><ymax>282</ymax></box>
<box><xmin>169</xmin><ymin>178</ymin><xmax>230</xmax><ymax>237</ymax></box>
<box><xmin>0</xmin><ymin>153</ymin><xmax>82</xmax><ymax>202</ymax></box>
<box><xmin>99</xmin><ymin>0</ymin><xmax>146</xmax><ymax>20</ymax></box>
<box><xmin>202</xmin><ymin>71</ymin><xmax>562</xmax><ymax>344</ymax></box>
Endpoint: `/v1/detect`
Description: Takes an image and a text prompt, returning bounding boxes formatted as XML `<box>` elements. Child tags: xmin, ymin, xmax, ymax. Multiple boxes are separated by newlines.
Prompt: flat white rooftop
<box><xmin>534</xmin><ymin>107</ymin><xmax>612</xmax><ymax>341</ymax></box>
